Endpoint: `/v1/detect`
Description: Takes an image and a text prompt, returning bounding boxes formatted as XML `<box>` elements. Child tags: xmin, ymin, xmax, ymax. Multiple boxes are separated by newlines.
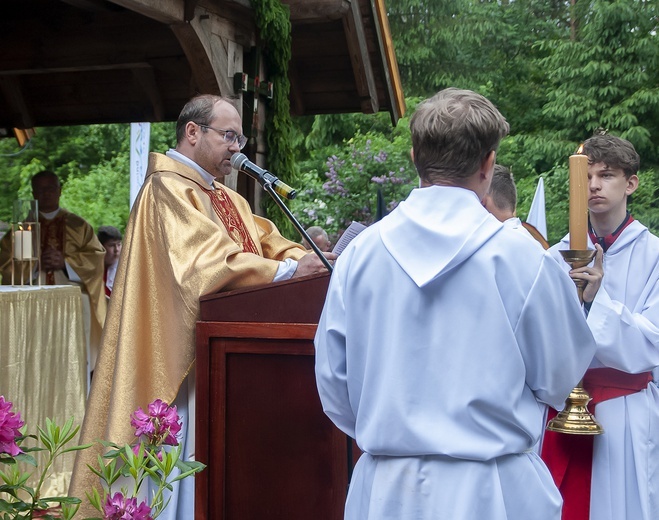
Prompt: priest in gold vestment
<box><xmin>0</xmin><ymin>171</ymin><xmax>107</xmax><ymax>372</ymax></box>
<box><xmin>69</xmin><ymin>95</ymin><xmax>334</xmax><ymax>518</ymax></box>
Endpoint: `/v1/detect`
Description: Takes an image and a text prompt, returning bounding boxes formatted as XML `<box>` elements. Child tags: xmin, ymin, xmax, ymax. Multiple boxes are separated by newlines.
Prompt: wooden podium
<box><xmin>195</xmin><ymin>272</ymin><xmax>351</xmax><ymax>519</ymax></box>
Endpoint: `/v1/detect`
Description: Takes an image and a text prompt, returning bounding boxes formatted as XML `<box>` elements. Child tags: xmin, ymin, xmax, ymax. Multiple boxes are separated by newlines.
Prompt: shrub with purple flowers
<box><xmin>290</xmin><ymin>132</ymin><xmax>417</xmax><ymax>242</ymax></box>
<box><xmin>0</xmin><ymin>395</ymin><xmax>91</xmax><ymax>520</ymax></box>
<box><xmin>0</xmin><ymin>396</ymin><xmax>203</xmax><ymax>520</ymax></box>
<box><xmin>86</xmin><ymin>399</ymin><xmax>204</xmax><ymax>520</ymax></box>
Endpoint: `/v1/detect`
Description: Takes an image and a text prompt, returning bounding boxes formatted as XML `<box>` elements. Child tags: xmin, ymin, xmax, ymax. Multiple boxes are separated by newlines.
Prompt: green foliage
<box><xmin>0</xmin><ymin>122</ymin><xmax>176</xmax><ymax>233</ymax></box>
<box><xmin>296</xmin><ymin>0</ymin><xmax>658</xmax><ymax>246</ymax></box>
<box><xmin>60</xmin><ymin>155</ymin><xmax>130</xmax><ymax>233</ymax></box>
<box><xmin>539</xmin><ymin>0</ymin><xmax>659</xmax><ymax>159</ymax></box>
<box><xmin>251</xmin><ymin>0</ymin><xmax>298</xmax><ymax>237</ymax></box>
<box><xmin>1</xmin><ymin>0</ymin><xmax>658</xmax><ymax>248</ymax></box>
<box><xmin>290</xmin><ymin>129</ymin><xmax>417</xmax><ymax>242</ymax></box>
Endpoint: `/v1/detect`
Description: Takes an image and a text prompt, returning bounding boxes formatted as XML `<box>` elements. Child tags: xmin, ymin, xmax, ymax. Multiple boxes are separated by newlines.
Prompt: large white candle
<box><xmin>14</xmin><ymin>229</ymin><xmax>32</xmax><ymax>260</ymax></box>
<box><xmin>569</xmin><ymin>151</ymin><xmax>589</xmax><ymax>250</ymax></box>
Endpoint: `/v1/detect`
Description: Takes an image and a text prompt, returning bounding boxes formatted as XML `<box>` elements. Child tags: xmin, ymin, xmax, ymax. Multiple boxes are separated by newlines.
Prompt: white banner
<box><xmin>526</xmin><ymin>177</ymin><xmax>547</xmax><ymax>240</ymax></box>
<box><xmin>130</xmin><ymin>122</ymin><xmax>151</xmax><ymax>209</ymax></box>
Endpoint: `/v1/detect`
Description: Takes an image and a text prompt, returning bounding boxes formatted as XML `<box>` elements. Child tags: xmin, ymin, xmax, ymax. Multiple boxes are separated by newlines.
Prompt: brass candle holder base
<box><xmin>547</xmin><ymin>249</ymin><xmax>603</xmax><ymax>435</ymax></box>
<box><xmin>546</xmin><ymin>381</ymin><xmax>604</xmax><ymax>435</ymax></box>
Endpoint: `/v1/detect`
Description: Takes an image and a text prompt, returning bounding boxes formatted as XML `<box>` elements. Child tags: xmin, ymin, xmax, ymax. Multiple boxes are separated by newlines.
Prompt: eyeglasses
<box><xmin>196</xmin><ymin>123</ymin><xmax>247</xmax><ymax>150</ymax></box>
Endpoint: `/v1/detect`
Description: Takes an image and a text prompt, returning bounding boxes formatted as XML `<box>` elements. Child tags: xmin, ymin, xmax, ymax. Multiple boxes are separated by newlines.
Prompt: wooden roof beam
<box><xmin>287</xmin><ymin>60</ymin><xmax>306</xmax><ymax>117</ymax></box>
<box><xmin>0</xmin><ymin>62</ymin><xmax>154</xmax><ymax>76</ymax></box>
<box><xmin>107</xmin><ymin>0</ymin><xmax>184</xmax><ymax>24</ymax></box>
<box><xmin>343</xmin><ymin>0</ymin><xmax>378</xmax><ymax>114</ymax></box>
<box><xmin>285</xmin><ymin>0</ymin><xmax>349</xmax><ymax>21</ymax></box>
<box><xmin>132</xmin><ymin>66</ymin><xmax>165</xmax><ymax>121</ymax></box>
<box><xmin>371</xmin><ymin>0</ymin><xmax>405</xmax><ymax>123</ymax></box>
<box><xmin>0</xmin><ymin>77</ymin><xmax>35</xmax><ymax>129</ymax></box>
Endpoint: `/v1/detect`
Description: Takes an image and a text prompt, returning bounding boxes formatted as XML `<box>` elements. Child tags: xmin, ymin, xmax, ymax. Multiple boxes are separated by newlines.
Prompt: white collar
<box><xmin>165</xmin><ymin>149</ymin><xmax>216</xmax><ymax>188</ymax></box>
<box><xmin>40</xmin><ymin>208</ymin><xmax>61</xmax><ymax>220</ymax></box>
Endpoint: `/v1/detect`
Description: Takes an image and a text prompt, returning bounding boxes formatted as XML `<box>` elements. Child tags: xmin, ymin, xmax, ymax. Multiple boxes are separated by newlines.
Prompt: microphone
<box><xmin>230</xmin><ymin>153</ymin><xmax>297</xmax><ymax>200</ymax></box>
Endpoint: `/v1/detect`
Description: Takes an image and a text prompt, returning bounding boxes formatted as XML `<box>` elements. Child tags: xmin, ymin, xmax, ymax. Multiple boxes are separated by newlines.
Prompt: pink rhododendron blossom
<box><xmin>103</xmin><ymin>492</ymin><xmax>152</xmax><ymax>520</ymax></box>
<box><xmin>130</xmin><ymin>399</ymin><xmax>181</xmax><ymax>446</ymax></box>
<box><xmin>0</xmin><ymin>396</ymin><xmax>24</xmax><ymax>456</ymax></box>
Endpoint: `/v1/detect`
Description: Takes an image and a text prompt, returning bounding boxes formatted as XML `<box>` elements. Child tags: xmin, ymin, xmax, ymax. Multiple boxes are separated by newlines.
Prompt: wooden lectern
<box><xmin>195</xmin><ymin>272</ymin><xmax>351</xmax><ymax>519</ymax></box>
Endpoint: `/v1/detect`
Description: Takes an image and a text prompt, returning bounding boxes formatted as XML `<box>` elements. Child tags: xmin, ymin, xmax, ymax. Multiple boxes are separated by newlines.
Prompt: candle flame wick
<box><xmin>576</xmin><ymin>144</ymin><xmax>584</xmax><ymax>154</ymax></box>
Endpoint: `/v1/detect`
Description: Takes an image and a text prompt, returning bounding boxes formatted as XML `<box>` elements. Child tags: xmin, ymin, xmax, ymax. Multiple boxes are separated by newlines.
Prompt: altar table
<box><xmin>0</xmin><ymin>285</ymin><xmax>87</xmax><ymax>497</ymax></box>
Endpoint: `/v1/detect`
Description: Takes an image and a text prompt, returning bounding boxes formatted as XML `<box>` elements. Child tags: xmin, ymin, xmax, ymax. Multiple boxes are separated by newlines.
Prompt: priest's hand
<box><xmin>41</xmin><ymin>248</ymin><xmax>66</xmax><ymax>271</ymax></box>
<box><xmin>292</xmin><ymin>251</ymin><xmax>337</xmax><ymax>278</ymax></box>
<box><xmin>571</xmin><ymin>244</ymin><xmax>604</xmax><ymax>304</ymax></box>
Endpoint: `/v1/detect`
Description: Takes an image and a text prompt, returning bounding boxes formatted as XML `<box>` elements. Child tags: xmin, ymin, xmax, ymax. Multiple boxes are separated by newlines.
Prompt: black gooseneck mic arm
<box><xmin>261</xmin><ymin>182</ymin><xmax>333</xmax><ymax>273</ymax></box>
<box><xmin>231</xmin><ymin>153</ymin><xmax>332</xmax><ymax>273</ymax></box>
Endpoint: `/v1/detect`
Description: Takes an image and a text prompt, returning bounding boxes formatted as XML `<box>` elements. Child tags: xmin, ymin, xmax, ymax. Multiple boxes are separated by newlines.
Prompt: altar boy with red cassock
<box><xmin>541</xmin><ymin>134</ymin><xmax>659</xmax><ymax>520</ymax></box>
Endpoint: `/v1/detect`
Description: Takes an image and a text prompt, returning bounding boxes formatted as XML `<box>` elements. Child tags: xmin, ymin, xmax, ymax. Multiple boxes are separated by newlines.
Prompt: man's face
<box><xmin>587</xmin><ymin>162</ymin><xmax>638</xmax><ymax>217</ymax></box>
<box><xmin>102</xmin><ymin>239</ymin><xmax>122</xmax><ymax>266</ymax></box>
<box><xmin>191</xmin><ymin>101</ymin><xmax>243</xmax><ymax>179</ymax></box>
<box><xmin>32</xmin><ymin>176</ymin><xmax>61</xmax><ymax>213</ymax></box>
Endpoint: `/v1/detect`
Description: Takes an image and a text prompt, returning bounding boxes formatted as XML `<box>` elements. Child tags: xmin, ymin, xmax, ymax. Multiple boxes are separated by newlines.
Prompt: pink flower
<box><xmin>130</xmin><ymin>399</ymin><xmax>182</xmax><ymax>447</ymax></box>
<box><xmin>0</xmin><ymin>396</ymin><xmax>24</xmax><ymax>456</ymax></box>
<box><xmin>103</xmin><ymin>492</ymin><xmax>153</xmax><ymax>520</ymax></box>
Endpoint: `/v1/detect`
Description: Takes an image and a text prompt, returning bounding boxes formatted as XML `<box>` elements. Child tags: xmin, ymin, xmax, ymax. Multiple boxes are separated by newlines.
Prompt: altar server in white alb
<box><xmin>314</xmin><ymin>87</ymin><xmax>598</xmax><ymax>520</ymax></box>
<box><xmin>540</xmin><ymin>134</ymin><xmax>659</xmax><ymax>520</ymax></box>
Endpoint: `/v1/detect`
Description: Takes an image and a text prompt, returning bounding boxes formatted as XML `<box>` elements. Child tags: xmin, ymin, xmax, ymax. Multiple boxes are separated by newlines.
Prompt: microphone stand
<box><xmin>262</xmin><ymin>182</ymin><xmax>333</xmax><ymax>273</ymax></box>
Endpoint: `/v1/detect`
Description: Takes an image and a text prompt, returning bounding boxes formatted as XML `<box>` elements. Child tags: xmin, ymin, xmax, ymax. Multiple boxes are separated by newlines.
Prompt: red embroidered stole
<box><xmin>40</xmin><ymin>213</ymin><xmax>66</xmax><ymax>285</ymax></box>
<box><xmin>202</xmin><ymin>185</ymin><xmax>259</xmax><ymax>254</ymax></box>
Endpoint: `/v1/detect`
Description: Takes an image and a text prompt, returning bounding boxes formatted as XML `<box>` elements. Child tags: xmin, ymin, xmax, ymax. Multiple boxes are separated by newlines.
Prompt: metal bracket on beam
<box><xmin>233</xmin><ymin>72</ymin><xmax>273</xmax><ymax>99</ymax></box>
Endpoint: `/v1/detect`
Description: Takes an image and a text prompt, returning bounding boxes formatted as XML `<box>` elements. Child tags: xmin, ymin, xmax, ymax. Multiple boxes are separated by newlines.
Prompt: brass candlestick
<box><xmin>546</xmin><ymin>249</ymin><xmax>604</xmax><ymax>435</ymax></box>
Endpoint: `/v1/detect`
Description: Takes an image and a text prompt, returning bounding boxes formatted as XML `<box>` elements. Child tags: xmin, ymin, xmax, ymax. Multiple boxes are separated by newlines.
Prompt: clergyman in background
<box><xmin>0</xmin><ymin>170</ymin><xmax>107</xmax><ymax>371</ymax></box>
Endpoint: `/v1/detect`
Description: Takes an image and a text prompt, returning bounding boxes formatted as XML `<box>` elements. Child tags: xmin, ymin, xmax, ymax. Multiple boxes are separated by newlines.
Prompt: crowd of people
<box><xmin>1</xmin><ymin>88</ymin><xmax>656</xmax><ymax>520</ymax></box>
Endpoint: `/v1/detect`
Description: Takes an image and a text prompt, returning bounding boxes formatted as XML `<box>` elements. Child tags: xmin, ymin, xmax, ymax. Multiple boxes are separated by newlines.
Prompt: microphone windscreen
<box><xmin>230</xmin><ymin>153</ymin><xmax>248</xmax><ymax>170</ymax></box>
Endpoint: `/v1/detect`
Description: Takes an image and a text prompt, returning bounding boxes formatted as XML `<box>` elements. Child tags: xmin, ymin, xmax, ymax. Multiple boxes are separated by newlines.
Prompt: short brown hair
<box><xmin>410</xmin><ymin>88</ymin><xmax>510</xmax><ymax>184</ymax></box>
<box><xmin>583</xmin><ymin>134</ymin><xmax>640</xmax><ymax>179</ymax></box>
<box><xmin>488</xmin><ymin>165</ymin><xmax>517</xmax><ymax>214</ymax></box>
<box><xmin>175</xmin><ymin>94</ymin><xmax>236</xmax><ymax>143</ymax></box>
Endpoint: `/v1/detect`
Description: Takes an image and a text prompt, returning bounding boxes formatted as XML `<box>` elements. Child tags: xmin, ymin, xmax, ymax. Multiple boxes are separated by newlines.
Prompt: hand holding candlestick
<box><xmin>568</xmin><ymin>244</ymin><xmax>604</xmax><ymax>304</ymax></box>
<box><xmin>546</xmin><ymin>145</ymin><xmax>603</xmax><ymax>435</ymax></box>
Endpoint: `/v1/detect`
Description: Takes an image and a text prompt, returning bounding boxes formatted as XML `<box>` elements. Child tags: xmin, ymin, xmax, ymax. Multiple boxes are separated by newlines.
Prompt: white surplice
<box><xmin>315</xmin><ymin>185</ymin><xmax>597</xmax><ymax>520</ymax></box>
<box><xmin>549</xmin><ymin>221</ymin><xmax>659</xmax><ymax>520</ymax></box>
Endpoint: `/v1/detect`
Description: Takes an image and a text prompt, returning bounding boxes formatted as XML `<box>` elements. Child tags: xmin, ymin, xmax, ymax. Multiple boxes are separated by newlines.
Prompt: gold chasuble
<box><xmin>69</xmin><ymin>153</ymin><xmax>306</xmax><ymax>509</ymax></box>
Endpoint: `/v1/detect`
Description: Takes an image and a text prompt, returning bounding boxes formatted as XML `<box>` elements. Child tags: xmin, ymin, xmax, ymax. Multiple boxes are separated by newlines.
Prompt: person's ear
<box><xmin>481</xmin><ymin>150</ymin><xmax>496</xmax><ymax>181</ymax></box>
<box><xmin>626</xmin><ymin>174</ymin><xmax>639</xmax><ymax>197</ymax></box>
<box><xmin>186</xmin><ymin>121</ymin><xmax>200</xmax><ymax>144</ymax></box>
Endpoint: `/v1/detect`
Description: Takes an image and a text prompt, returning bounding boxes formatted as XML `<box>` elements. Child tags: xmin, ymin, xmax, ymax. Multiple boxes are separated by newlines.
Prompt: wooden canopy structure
<box><xmin>0</xmin><ymin>0</ymin><xmax>405</xmax><ymax>136</ymax></box>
